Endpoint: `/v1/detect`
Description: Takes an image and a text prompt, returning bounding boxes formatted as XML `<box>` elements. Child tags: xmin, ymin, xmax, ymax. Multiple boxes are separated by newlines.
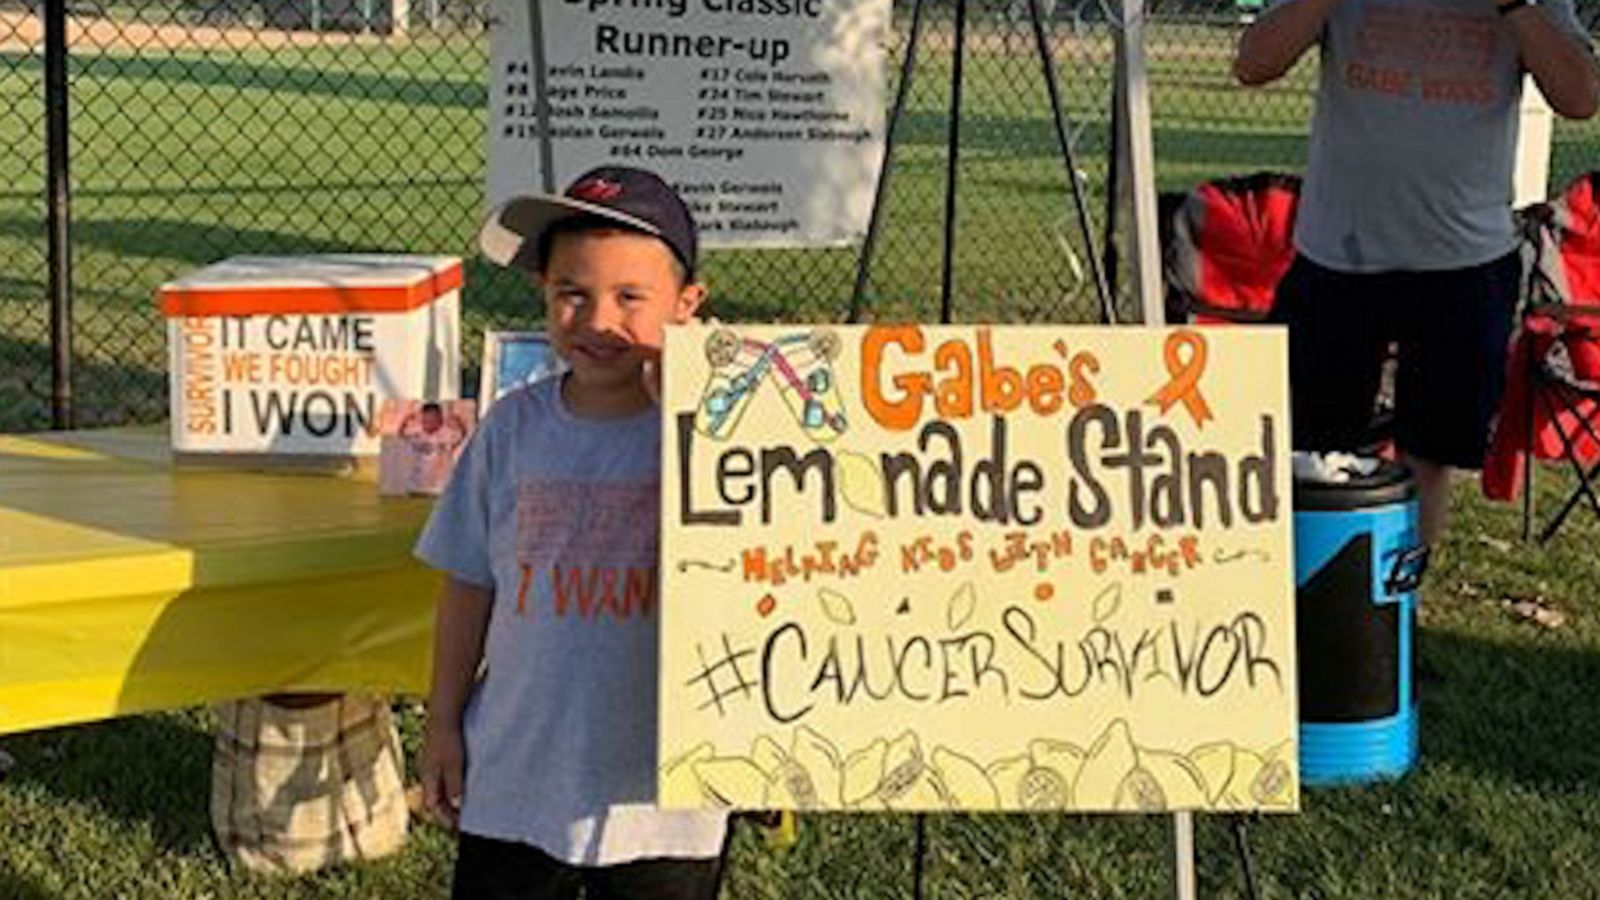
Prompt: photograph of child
<box><xmin>377</xmin><ymin>399</ymin><xmax>476</xmax><ymax>496</ymax></box>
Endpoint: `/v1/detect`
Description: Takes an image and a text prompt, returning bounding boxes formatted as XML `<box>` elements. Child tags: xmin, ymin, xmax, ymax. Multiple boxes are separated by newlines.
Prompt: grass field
<box><xmin>5</xmin><ymin>475</ymin><xmax>1600</xmax><ymax>899</ymax></box>
<box><xmin>5</xmin><ymin>12</ymin><xmax>1600</xmax><ymax>899</ymax></box>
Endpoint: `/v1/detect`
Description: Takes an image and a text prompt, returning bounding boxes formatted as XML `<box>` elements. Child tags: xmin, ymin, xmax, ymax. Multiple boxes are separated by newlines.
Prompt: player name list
<box><xmin>486</xmin><ymin>0</ymin><xmax>886</xmax><ymax>247</ymax></box>
<box><xmin>499</xmin><ymin>60</ymin><xmax>875</xmax><ymax>240</ymax></box>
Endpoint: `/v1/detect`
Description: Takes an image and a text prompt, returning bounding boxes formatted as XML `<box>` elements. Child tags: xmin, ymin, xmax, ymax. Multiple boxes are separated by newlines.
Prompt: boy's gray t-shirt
<box><xmin>415</xmin><ymin>377</ymin><xmax>727</xmax><ymax>865</ymax></box>
<box><xmin>1294</xmin><ymin>0</ymin><xmax>1589</xmax><ymax>272</ymax></box>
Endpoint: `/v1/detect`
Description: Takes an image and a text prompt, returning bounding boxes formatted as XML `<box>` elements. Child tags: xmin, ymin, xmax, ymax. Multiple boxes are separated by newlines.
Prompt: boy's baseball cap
<box><xmin>478</xmin><ymin>166</ymin><xmax>698</xmax><ymax>277</ymax></box>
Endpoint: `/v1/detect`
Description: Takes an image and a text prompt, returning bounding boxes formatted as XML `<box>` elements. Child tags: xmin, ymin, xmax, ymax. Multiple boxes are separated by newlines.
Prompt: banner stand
<box><xmin>846</xmin><ymin>0</ymin><xmax>1117</xmax><ymax>328</ymax></box>
<box><xmin>1233</xmin><ymin>814</ymin><xmax>1264</xmax><ymax>900</ymax></box>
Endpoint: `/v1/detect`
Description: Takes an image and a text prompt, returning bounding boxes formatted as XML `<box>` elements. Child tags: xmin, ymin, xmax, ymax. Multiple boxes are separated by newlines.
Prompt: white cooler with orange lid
<box><xmin>160</xmin><ymin>254</ymin><xmax>461</xmax><ymax>466</ymax></box>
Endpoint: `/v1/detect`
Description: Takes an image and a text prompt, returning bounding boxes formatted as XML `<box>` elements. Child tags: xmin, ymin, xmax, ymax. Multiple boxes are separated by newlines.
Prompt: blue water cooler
<box><xmin>1294</xmin><ymin>461</ymin><xmax>1428</xmax><ymax>786</ymax></box>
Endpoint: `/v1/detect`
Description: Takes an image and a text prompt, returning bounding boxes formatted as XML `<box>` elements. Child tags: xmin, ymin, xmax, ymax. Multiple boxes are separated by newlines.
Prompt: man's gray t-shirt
<box><xmin>1295</xmin><ymin>0</ymin><xmax>1589</xmax><ymax>272</ymax></box>
<box><xmin>415</xmin><ymin>377</ymin><xmax>727</xmax><ymax>865</ymax></box>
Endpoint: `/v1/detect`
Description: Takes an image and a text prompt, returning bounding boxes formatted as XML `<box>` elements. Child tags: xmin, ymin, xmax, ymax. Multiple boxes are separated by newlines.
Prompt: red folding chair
<box><xmin>1162</xmin><ymin>172</ymin><xmax>1395</xmax><ymax>452</ymax></box>
<box><xmin>1162</xmin><ymin>171</ymin><xmax>1301</xmax><ymax>324</ymax></box>
<box><xmin>1483</xmin><ymin>172</ymin><xmax>1600</xmax><ymax>542</ymax></box>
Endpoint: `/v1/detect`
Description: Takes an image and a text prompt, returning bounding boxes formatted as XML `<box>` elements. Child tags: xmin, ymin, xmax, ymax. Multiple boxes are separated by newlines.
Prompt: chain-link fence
<box><xmin>5</xmin><ymin>0</ymin><xmax>1600</xmax><ymax>434</ymax></box>
<box><xmin>0</xmin><ymin>0</ymin><xmax>1113</xmax><ymax>434</ymax></box>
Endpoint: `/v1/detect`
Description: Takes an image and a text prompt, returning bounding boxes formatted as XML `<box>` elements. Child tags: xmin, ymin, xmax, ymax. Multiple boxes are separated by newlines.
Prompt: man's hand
<box><xmin>1233</xmin><ymin>0</ymin><xmax>1344</xmax><ymax>86</ymax></box>
<box><xmin>1505</xmin><ymin>2</ymin><xmax>1600</xmax><ymax>120</ymax></box>
<box><xmin>420</xmin><ymin>720</ymin><xmax>465</xmax><ymax>830</ymax></box>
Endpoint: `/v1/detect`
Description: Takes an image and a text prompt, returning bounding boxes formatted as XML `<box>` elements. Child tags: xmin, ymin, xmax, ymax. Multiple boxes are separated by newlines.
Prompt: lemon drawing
<box><xmin>750</xmin><ymin>736</ymin><xmax>802</xmax><ymax>807</ymax></box>
<box><xmin>1073</xmin><ymin>720</ymin><xmax>1140</xmax><ymax>809</ymax></box>
<box><xmin>876</xmin><ymin>732</ymin><xmax>945</xmax><ymax>809</ymax></box>
<box><xmin>988</xmin><ymin>738</ymin><xmax>1085</xmax><ymax>810</ymax></box>
<box><xmin>835</xmin><ymin>451</ymin><xmax>887</xmax><ymax>518</ymax></box>
<box><xmin>1128</xmin><ymin>749</ymin><xmax>1210</xmax><ymax>811</ymax></box>
<box><xmin>818</xmin><ymin>588</ymin><xmax>858</xmax><ymax>626</ymax></box>
<box><xmin>681</xmin><ymin>730</ymin><xmax>849</xmax><ymax>811</ymax></box>
<box><xmin>838</xmin><ymin>732</ymin><xmax>949</xmax><ymax>810</ymax></box>
<box><xmin>750</xmin><ymin>728</ymin><xmax>845</xmax><ymax>810</ymax></box>
<box><xmin>1251</xmin><ymin>740</ymin><xmax>1296</xmax><ymax>808</ymax></box>
<box><xmin>692</xmin><ymin>756</ymin><xmax>771</xmax><ymax>808</ymax></box>
<box><xmin>930</xmin><ymin>747</ymin><xmax>1000</xmax><ymax>810</ymax></box>
<box><xmin>1221</xmin><ymin>748</ymin><xmax>1266</xmax><ymax>808</ymax></box>
<box><xmin>842</xmin><ymin>737</ymin><xmax>889</xmax><ymax>808</ymax></box>
<box><xmin>789</xmin><ymin>726</ymin><xmax>846</xmax><ymax>809</ymax></box>
<box><xmin>1017</xmin><ymin>766</ymin><xmax>1072</xmax><ymax>810</ymax></box>
<box><xmin>1114</xmin><ymin>767</ymin><xmax>1169</xmax><ymax>811</ymax></box>
<box><xmin>660</xmin><ymin>742</ymin><xmax>716</xmax><ymax>807</ymax></box>
<box><xmin>1070</xmin><ymin>720</ymin><xmax>1214</xmax><ymax>811</ymax></box>
<box><xmin>1188</xmin><ymin>741</ymin><xmax>1238</xmax><ymax>805</ymax></box>
<box><xmin>947</xmin><ymin>582</ymin><xmax>978</xmax><ymax>631</ymax></box>
<box><xmin>1025</xmin><ymin>740</ymin><xmax>1085</xmax><ymax>809</ymax></box>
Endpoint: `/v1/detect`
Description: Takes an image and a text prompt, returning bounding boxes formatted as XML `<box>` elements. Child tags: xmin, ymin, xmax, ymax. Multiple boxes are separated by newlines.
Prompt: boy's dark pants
<box><xmin>452</xmin><ymin>832</ymin><xmax>723</xmax><ymax>900</ymax></box>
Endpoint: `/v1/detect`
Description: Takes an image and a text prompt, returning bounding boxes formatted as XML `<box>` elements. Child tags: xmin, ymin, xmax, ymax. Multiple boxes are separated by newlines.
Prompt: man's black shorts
<box><xmin>1267</xmin><ymin>250</ymin><xmax>1521</xmax><ymax>470</ymax></box>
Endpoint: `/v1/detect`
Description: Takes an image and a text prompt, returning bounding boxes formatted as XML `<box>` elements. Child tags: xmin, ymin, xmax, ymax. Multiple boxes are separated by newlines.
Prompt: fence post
<box><xmin>45</xmin><ymin>0</ymin><xmax>73</xmax><ymax>430</ymax></box>
<box><xmin>1113</xmin><ymin>0</ymin><xmax>1163</xmax><ymax>326</ymax></box>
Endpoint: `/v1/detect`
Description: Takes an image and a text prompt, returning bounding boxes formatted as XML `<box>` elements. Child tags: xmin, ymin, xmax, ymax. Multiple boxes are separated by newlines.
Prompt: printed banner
<box><xmin>170</xmin><ymin>313</ymin><xmax>388</xmax><ymax>454</ymax></box>
<box><xmin>487</xmin><ymin>0</ymin><xmax>889</xmax><ymax>247</ymax></box>
<box><xmin>659</xmin><ymin>325</ymin><xmax>1298</xmax><ymax>813</ymax></box>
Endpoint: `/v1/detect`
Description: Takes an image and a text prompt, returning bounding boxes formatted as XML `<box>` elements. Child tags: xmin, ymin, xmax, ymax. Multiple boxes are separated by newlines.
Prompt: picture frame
<box><xmin>375</xmin><ymin>398</ymin><xmax>477</xmax><ymax>496</ymax></box>
<box><xmin>480</xmin><ymin>330</ymin><xmax>566</xmax><ymax>412</ymax></box>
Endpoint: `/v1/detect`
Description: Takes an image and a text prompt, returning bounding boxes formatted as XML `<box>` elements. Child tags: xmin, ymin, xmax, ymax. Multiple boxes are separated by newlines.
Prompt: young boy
<box><xmin>415</xmin><ymin>166</ymin><xmax>727</xmax><ymax>899</ymax></box>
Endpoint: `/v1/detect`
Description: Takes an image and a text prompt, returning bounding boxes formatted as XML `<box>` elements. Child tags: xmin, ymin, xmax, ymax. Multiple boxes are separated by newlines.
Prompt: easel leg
<box><xmin>1170</xmin><ymin>811</ymin><xmax>1197</xmax><ymax>900</ymax></box>
<box><xmin>527</xmin><ymin>0</ymin><xmax>556</xmax><ymax>193</ymax></box>
<box><xmin>847</xmin><ymin>0</ymin><xmax>931</xmax><ymax>323</ymax></box>
<box><xmin>913</xmin><ymin>813</ymin><xmax>928</xmax><ymax>900</ymax></box>
<box><xmin>939</xmin><ymin>0</ymin><xmax>970</xmax><ymax>325</ymax></box>
<box><xmin>850</xmin><ymin>0</ymin><xmax>1120</xmax><ymax>327</ymax></box>
<box><xmin>1025</xmin><ymin>0</ymin><xmax>1116</xmax><ymax>323</ymax></box>
<box><xmin>1232</xmin><ymin>815</ymin><xmax>1262</xmax><ymax>900</ymax></box>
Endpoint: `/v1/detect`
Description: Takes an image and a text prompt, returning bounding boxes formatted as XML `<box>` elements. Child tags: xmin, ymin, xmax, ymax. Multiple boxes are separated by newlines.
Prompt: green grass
<box><xmin>6</xmin><ymin>14</ymin><xmax>1600</xmax><ymax>898</ymax></box>
<box><xmin>5</xmin><ymin>474</ymin><xmax>1600</xmax><ymax>898</ymax></box>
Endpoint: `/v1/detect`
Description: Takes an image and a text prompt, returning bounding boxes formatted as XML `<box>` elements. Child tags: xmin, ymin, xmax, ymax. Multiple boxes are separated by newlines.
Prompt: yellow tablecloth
<box><xmin>0</xmin><ymin>428</ymin><xmax>440</xmax><ymax>735</ymax></box>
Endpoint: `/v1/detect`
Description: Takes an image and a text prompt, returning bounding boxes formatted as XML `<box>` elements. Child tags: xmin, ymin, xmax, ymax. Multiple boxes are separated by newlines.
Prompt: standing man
<box><xmin>1235</xmin><ymin>0</ymin><xmax>1598</xmax><ymax>544</ymax></box>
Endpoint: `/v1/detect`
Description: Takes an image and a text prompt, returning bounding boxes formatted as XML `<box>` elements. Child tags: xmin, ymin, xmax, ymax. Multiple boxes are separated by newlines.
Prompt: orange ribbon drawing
<box><xmin>1147</xmin><ymin>329</ymin><xmax>1214</xmax><ymax>428</ymax></box>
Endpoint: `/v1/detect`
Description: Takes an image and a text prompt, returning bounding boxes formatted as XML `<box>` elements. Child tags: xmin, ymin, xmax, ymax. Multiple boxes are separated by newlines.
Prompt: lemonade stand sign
<box><xmin>658</xmin><ymin>325</ymin><xmax>1298</xmax><ymax>813</ymax></box>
